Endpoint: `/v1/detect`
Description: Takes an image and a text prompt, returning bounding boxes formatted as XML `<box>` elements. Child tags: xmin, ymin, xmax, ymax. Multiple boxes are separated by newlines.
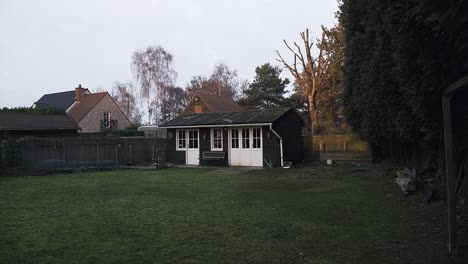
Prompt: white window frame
<box><xmin>188</xmin><ymin>129</ymin><xmax>199</xmax><ymax>149</ymax></box>
<box><xmin>211</xmin><ymin>128</ymin><xmax>223</xmax><ymax>151</ymax></box>
<box><xmin>231</xmin><ymin>129</ymin><xmax>239</xmax><ymax>149</ymax></box>
<box><xmin>241</xmin><ymin>128</ymin><xmax>250</xmax><ymax>149</ymax></box>
<box><xmin>252</xmin><ymin>127</ymin><xmax>262</xmax><ymax>149</ymax></box>
<box><xmin>176</xmin><ymin>129</ymin><xmax>186</xmax><ymax>151</ymax></box>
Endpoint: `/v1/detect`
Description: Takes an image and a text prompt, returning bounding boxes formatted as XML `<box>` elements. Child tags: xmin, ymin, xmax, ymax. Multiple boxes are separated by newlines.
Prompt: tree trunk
<box><xmin>308</xmin><ymin>94</ymin><xmax>317</xmax><ymax>134</ymax></box>
<box><xmin>147</xmin><ymin>96</ymin><xmax>151</xmax><ymax>125</ymax></box>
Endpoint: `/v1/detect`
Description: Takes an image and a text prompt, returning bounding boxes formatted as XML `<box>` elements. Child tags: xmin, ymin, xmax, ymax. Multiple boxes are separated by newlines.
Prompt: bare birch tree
<box><xmin>131</xmin><ymin>45</ymin><xmax>177</xmax><ymax>124</ymax></box>
<box><xmin>276</xmin><ymin>27</ymin><xmax>332</xmax><ymax>134</ymax></box>
<box><xmin>185</xmin><ymin>63</ymin><xmax>243</xmax><ymax>100</ymax></box>
<box><xmin>112</xmin><ymin>81</ymin><xmax>142</xmax><ymax>125</ymax></box>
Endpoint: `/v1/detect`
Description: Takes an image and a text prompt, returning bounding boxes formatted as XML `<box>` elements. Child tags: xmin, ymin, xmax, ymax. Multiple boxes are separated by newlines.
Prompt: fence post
<box><xmin>129</xmin><ymin>144</ymin><xmax>132</xmax><ymax>163</ymax></box>
<box><xmin>62</xmin><ymin>139</ymin><xmax>66</xmax><ymax>165</ymax></box>
<box><xmin>96</xmin><ymin>139</ymin><xmax>100</xmax><ymax>161</ymax></box>
<box><xmin>442</xmin><ymin>94</ymin><xmax>457</xmax><ymax>254</ymax></box>
<box><xmin>1</xmin><ymin>140</ymin><xmax>5</xmax><ymax>168</ymax></box>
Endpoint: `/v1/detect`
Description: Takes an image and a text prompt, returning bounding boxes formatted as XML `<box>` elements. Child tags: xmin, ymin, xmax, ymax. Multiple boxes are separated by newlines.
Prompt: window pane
<box><xmin>212</xmin><ymin>128</ymin><xmax>222</xmax><ymax>149</ymax></box>
<box><xmin>242</xmin><ymin>128</ymin><xmax>250</xmax><ymax>149</ymax></box>
<box><xmin>188</xmin><ymin>130</ymin><xmax>198</xmax><ymax>149</ymax></box>
<box><xmin>253</xmin><ymin>128</ymin><xmax>261</xmax><ymax>149</ymax></box>
<box><xmin>231</xmin><ymin>129</ymin><xmax>239</xmax><ymax>149</ymax></box>
<box><xmin>178</xmin><ymin>130</ymin><xmax>186</xmax><ymax>149</ymax></box>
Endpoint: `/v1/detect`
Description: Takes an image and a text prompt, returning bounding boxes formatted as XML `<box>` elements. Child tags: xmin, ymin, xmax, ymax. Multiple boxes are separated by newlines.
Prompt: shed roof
<box><xmin>160</xmin><ymin>107</ymin><xmax>293</xmax><ymax>127</ymax></box>
<box><xmin>0</xmin><ymin>113</ymin><xmax>80</xmax><ymax>131</ymax></box>
<box><xmin>35</xmin><ymin>90</ymin><xmax>76</xmax><ymax>110</ymax></box>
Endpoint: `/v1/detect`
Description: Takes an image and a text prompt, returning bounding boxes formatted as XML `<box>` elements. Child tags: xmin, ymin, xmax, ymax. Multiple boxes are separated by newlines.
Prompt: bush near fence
<box><xmin>303</xmin><ymin>135</ymin><xmax>371</xmax><ymax>162</ymax></box>
<box><xmin>0</xmin><ymin>137</ymin><xmax>166</xmax><ymax>174</ymax></box>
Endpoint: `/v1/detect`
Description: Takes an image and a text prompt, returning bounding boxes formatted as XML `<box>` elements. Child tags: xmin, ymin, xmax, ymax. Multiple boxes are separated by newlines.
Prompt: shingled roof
<box><xmin>197</xmin><ymin>93</ymin><xmax>242</xmax><ymax>112</ymax></box>
<box><xmin>67</xmin><ymin>92</ymin><xmax>107</xmax><ymax>123</ymax></box>
<box><xmin>0</xmin><ymin>113</ymin><xmax>79</xmax><ymax>131</ymax></box>
<box><xmin>34</xmin><ymin>90</ymin><xmax>76</xmax><ymax>110</ymax></box>
<box><xmin>160</xmin><ymin>107</ymin><xmax>293</xmax><ymax>127</ymax></box>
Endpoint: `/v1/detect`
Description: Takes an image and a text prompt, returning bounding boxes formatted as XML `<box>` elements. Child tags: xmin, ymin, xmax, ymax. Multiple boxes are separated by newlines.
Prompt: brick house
<box><xmin>34</xmin><ymin>85</ymin><xmax>131</xmax><ymax>132</ymax></box>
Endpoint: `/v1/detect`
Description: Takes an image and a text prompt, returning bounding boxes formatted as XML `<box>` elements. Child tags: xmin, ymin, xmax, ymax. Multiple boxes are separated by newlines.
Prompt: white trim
<box><xmin>269</xmin><ymin>124</ymin><xmax>284</xmax><ymax>167</ymax></box>
<box><xmin>186</xmin><ymin>129</ymin><xmax>200</xmax><ymax>165</ymax></box>
<box><xmin>176</xmin><ymin>129</ymin><xmax>187</xmax><ymax>151</ymax></box>
<box><xmin>211</xmin><ymin>128</ymin><xmax>223</xmax><ymax>151</ymax></box>
<box><xmin>252</xmin><ymin>127</ymin><xmax>262</xmax><ymax>149</ymax></box>
<box><xmin>162</xmin><ymin>123</ymin><xmax>272</xmax><ymax>129</ymax></box>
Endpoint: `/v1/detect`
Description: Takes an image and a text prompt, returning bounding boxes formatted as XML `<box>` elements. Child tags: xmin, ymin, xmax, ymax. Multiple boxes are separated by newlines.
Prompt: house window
<box><xmin>188</xmin><ymin>130</ymin><xmax>198</xmax><ymax>149</ymax></box>
<box><xmin>103</xmin><ymin>112</ymin><xmax>110</xmax><ymax>128</ymax></box>
<box><xmin>231</xmin><ymin>129</ymin><xmax>239</xmax><ymax>149</ymax></box>
<box><xmin>242</xmin><ymin>128</ymin><xmax>250</xmax><ymax>149</ymax></box>
<box><xmin>253</xmin><ymin>128</ymin><xmax>261</xmax><ymax>149</ymax></box>
<box><xmin>195</xmin><ymin>105</ymin><xmax>202</xmax><ymax>113</ymax></box>
<box><xmin>211</xmin><ymin>128</ymin><xmax>223</xmax><ymax>150</ymax></box>
<box><xmin>177</xmin><ymin>129</ymin><xmax>186</xmax><ymax>150</ymax></box>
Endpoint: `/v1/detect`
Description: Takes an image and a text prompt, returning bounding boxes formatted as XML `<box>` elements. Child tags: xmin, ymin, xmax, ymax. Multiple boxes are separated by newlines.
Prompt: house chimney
<box><xmin>75</xmin><ymin>84</ymin><xmax>83</xmax><ymax>101</ymax></box>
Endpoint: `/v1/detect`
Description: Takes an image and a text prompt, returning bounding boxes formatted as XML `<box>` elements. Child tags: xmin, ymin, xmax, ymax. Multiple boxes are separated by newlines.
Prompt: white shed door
<box><xmin>229</xmin><ymin>127</ymin><xmax>262</xmax><ymax>167</ymax></box>
<box><xmin>186</xmin><ymin>129</ymin><xmax>199</xmax><ymax>165</ymax></box>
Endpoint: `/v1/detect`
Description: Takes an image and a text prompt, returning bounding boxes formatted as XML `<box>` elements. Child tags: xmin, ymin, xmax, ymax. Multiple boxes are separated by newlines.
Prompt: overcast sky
<box><xmin>0</xmin><ymin>0</ymin><xmax>339</xmax><ymax>108</ymax></box>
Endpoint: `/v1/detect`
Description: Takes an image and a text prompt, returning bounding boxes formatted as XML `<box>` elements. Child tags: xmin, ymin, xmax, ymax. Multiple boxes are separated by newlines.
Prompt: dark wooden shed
<box><xmin>160</xmin><ymin>107</ymin><xmax>304</xmax><ymax>167</ymax></box>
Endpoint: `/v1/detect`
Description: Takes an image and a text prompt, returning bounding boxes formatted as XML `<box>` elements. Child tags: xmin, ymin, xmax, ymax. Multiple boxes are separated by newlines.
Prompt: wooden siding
<box><xmin>199</xmin><ymin>127</ymin><xmax>211</xmax><ymax>152</ymax></box>
<box><xmin>273</xmin><ymin>110</ymin><xmax>304</xmax><ymax>162</ymax></box>
<box><xmin>199</xmin><ymin>127</ymin><xmax>228</xmax><ymax>166</ymax></box>
<box><xmin>167</xmin><ymin>129</ymin><xmax>185</xmax><ymax>164</ymax></box>
<box><xmin>262</xmin><ymin>126</ymin><xmax>280</xmax><ymax>167</ymax></box>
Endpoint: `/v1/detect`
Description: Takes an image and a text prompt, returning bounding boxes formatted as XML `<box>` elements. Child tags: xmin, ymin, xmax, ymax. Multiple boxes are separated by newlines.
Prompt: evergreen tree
<box><xmin>341</xmin><ymin>0</ymin><xmax>468</xmax><ymax>163</ymax></box>
<box><xmin>241</xmin><ymin>63</ymin><xmax>289</xmax><ymax>109</ymax></box>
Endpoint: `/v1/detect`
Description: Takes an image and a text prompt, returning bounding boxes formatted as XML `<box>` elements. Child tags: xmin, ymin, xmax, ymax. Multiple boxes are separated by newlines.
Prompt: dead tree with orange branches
<box><xmin>276</xmin><ymin>27</ymin><xmax>332</xmax><ymax>134</ymax></box>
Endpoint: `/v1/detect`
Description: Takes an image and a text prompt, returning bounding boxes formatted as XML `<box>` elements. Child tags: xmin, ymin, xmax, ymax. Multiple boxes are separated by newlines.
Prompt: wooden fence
<box><xmin>0</xmin><ymin>137</ymin><xmax>166</xmax><ymax>173</ymax></box>
<box><xmin>303</xmin><ymin>134</ymin><xmax>371</xmax><ymax>162</ymax></box>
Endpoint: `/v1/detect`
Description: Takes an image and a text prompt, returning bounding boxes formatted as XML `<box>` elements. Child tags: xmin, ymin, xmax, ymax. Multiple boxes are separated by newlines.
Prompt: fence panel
<box><xmin>2</xmin><ymin>137</ymin><xmax>166</xmax><ymax>173</ymax></box>
<box><xmin>304</xmin><ymin>135</ymin><xmax>371</xmax><ymax>161</ymax></box>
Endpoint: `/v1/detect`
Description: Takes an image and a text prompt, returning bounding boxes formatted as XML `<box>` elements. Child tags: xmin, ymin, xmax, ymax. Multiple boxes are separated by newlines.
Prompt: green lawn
<box><xmin>0</xmin><ymin>166</ymin><xmax>457</xmax><ymax>263</ymax></box>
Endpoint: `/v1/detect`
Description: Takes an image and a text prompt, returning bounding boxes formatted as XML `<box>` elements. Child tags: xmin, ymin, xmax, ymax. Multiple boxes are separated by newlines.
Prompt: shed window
<box><xmin>242</xmin><ymin>128</ymin><xmax>250</xmax><ymax>149</ymax></box>
<box><xmin>211</xmin><ymin>128</ymin><xmax>223</xmax><ymax>150</ymax></box>
<box><xmin>231</xmin><ymin>129</ymin><xmax>239</xmax><ymax>149</ymax></box>
<box><xmin>177</xmin><ymin>129</ymin><xmax>186</xmax><ymax>150</ymax></box>
<box><xmin>253</xmin><ymin>128</ymin><xmax>261</xmax><ymax>148</ymax></box>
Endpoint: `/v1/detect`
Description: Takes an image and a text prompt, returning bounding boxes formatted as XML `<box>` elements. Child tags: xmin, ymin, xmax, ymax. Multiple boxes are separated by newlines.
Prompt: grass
<box><xmin>0</xmin><ymin>165</ymin><xmax>458</xmax><ymax>263</ymax></box>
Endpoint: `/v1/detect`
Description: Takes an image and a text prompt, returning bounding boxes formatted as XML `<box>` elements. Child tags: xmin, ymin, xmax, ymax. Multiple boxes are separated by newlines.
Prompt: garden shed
<box><xmin>160</xmin><ymin>107</ymin><xmax>303</xmax><ymax>167</ymax></box>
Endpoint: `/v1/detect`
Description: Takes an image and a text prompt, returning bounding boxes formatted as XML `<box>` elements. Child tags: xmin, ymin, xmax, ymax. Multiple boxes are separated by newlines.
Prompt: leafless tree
<box><xmin>276</xmin><ymin>27</ymin><xmax>332</xmax><ymax>134</ymax></box>
<box><xmin>159</xmin><ymin>85</ymin><xmax>189</xmax><ymax>122</ymax></box>
<box><xmin>112</xmin><ymin>81</ymin><xmax>142</xmax><ymax>125</ymax></box>
<box><xmin>185</xmin><ymin>63</ymin><xmax>243</xmax><ymax>100</ymax></box>
<box><xmin>131</xmin><ymin>45</ymin><xmax>177</xmax><ymax>124</ymax></box>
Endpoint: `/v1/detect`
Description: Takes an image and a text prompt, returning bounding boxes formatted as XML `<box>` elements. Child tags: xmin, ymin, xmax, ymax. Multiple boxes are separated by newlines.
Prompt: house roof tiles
<box><xmin>67</xmin><ymin>92</ymin><xmax>107</xmax><ymax>123</ymax></box>
<box><xmin>34</xmin><ymin>90</ymin><xmax>76</xmax><ymax>110</ymax></box>
<box><xmin>197</xmin><ymin>93</ymin><xmax>243</xmax><ymax>112</ymax></box>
